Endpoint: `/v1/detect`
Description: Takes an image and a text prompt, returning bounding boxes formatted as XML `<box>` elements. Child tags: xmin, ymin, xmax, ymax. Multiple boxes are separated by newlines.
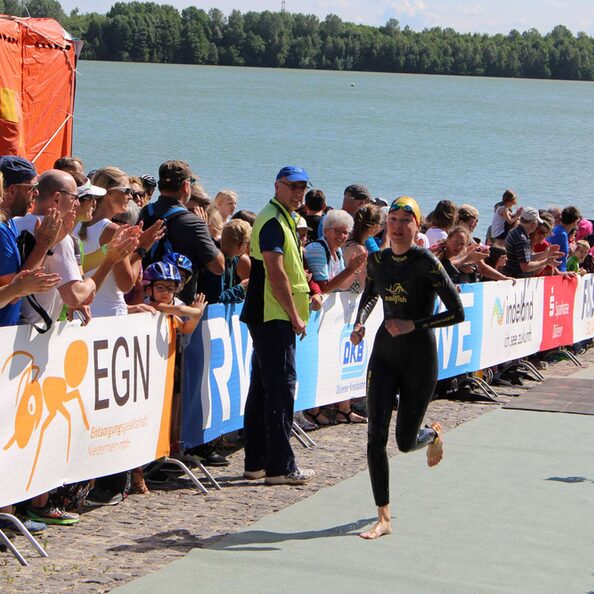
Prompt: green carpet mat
<box><xmin>115</xmin><ymin>409</ymin><xmax>594</xmax><ymax>594</ymax></box>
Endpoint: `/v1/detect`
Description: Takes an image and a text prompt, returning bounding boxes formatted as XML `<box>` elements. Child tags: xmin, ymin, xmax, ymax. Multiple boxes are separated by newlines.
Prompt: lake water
<box><xmin>73</xmin><ymin>61</ymin><xmax>594</xmax><ymax>237</ymax></box>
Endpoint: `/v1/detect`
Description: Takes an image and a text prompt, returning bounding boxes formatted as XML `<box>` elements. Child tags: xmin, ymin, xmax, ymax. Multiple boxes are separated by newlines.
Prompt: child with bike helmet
<box><xmin>143</xmin><ymin>261</ymin><xmax>206</xmax><ymax>335</ymax></box>
<box><xmin>161</xmin><ymin>252</ymin><xmax>193</xmax><ymax>288</ymax></box>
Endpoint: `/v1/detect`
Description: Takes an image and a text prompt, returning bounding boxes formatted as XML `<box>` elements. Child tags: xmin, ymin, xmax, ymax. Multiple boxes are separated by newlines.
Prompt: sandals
<box><xmin>335</xmin><ymin>409</ymin><xmax>368</xmax><ymax>424</ymax></box>
<box><xmin>304</xmin><ymin>409</ymin><xmax>335</xmax><ymax>426</ymax></box>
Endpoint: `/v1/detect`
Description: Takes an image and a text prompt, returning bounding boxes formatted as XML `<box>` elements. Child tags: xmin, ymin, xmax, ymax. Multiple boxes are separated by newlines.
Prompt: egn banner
<box><xmin>0</xmin><ymin>313</ymin><xmax>175</xmax><ymax>508</ymax></box>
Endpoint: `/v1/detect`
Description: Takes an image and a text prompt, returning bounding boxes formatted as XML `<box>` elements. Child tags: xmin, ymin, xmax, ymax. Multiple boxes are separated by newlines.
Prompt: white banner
<box><xmin>0</xmin><ymin>313</ymin><xmax>175</xmax><ymax>508</ymax></box>
<box><xmin>479</xmin><ymin>278</ymin><xmax>544</xmax><ymax>368</ymax></box>
<box><xmin>309</xmin><ymin>292</ymin><xmax>383</xmax><ymax>408</ymax></box>
<box><xmin>573</xmin><ymin>274</ymin><xmax>594</xmax><ymax>343</ymax></box>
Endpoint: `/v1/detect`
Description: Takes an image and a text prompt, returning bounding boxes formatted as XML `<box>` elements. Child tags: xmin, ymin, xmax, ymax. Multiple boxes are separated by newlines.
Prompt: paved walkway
<box><xmin>3</xmin><ymin>350</ymin><xmax>592</xmax><ymax>592</ymax></box>
<box><xmin>116</xmin><ymin>406</ymin><xmax>594</xmax><ymax>593</ymax></box>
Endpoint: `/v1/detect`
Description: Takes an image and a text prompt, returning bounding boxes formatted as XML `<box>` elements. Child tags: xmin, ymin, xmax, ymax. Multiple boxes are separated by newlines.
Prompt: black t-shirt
<box><xmin>139</xmin><ymin>196</ymin><xmax>220</xmax><ymax>303</ymax></box>
<box><xmin>304</xmin><ymin>214</ymin><xmax>322</xmax><ymax>241</ymax></box>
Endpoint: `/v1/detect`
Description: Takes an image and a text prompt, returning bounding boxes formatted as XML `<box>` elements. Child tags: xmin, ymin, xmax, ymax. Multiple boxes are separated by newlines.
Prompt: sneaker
<box><xmin>265</xmin><ymin>468</ymin><xmax>315</xmax><ymax>486</ymax></box>
<box><xmin>243</xmin><ymin>469</ymin><xmax>266</xmax><ymax>480</ymax></box>
<box><xmin>20</xmin><ymin>518</ymin><xmax>47</xmax><ymax>533</ymax></box>
<box><xmin>144</xmin><ymin>470</ymin><xmax>170</xmax><ymax>485</ymax></box>
<box><xmin>0</xmin><ymin>518</ymin><xmax>46</xmax><ymax>534</ymax></box>
<box><xmin>26</xmin><ymin>505</ymin><xmax>79</xmax><ymax>525</ymax></box>
<box><xmin>83</xmin><ymin>487</ymin><xmax>123</xmax><ymax>507</ymax></box>
<box><xmin>185</xmin><ymin>444</ymin><xmax>230</xmax><ymax>467</ymax></box>
<box><xmin>294</xmin><ymin>412</ymin><xmax>318</xmax><ymax>432</ymax></box>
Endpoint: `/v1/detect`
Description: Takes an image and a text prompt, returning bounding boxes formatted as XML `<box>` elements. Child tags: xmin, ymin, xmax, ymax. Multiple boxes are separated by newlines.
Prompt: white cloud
<box><xmin>390</xmin><ymin>0</ymin><xmax>428</xmax><ymax>17</ymax></box>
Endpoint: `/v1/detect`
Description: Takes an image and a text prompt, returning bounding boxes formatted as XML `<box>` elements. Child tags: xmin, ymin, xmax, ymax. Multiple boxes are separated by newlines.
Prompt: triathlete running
<box><xmin>351</xmin><ymin>196</ymin><xmax>464</xmax><ymax>539</ymax></box>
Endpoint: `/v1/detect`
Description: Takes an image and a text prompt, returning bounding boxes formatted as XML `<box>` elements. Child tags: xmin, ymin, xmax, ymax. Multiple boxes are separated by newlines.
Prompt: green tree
<box><xmin>24</xmin><ymin>0</ymin><xmax>65</xmax><ymax>21</ymax></box>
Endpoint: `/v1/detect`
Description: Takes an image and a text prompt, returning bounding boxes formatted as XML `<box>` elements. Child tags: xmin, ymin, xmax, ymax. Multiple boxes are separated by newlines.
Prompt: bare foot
<box><xmin>427</xmin><ymin>422</ymin><xmax>444</xmax><ymax>467</ymax></box>
<box><xmin>360</xmin><ymin>520</ymin><xmax>392</xmax><ymax>539</ymax></box>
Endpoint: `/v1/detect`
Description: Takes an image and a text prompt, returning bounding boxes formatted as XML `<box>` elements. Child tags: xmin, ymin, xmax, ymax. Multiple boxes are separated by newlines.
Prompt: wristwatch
<box><xmin>135</xmin><ymin>247</ymin><xmax>147</xmax><ymax>258</ymax></box>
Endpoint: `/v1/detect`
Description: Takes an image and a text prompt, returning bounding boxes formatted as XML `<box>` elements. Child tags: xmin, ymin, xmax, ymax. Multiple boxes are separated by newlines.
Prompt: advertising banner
<box><xmin>573</xmin><ymin>274</ymin><xmax>594</xmax><ymax>343</ymax></box>
<box><xmin>0</xmin><ymin>313</ymin><xmax>175</xmax><ymax>508</ymax></box>
<box><xmin>435</xmin><ymin>283</ymin><xmax>484</xmax><ymax>379</ymax></box>
<box><xmin>182</xmin><ymin>304</ymin><xmax>252</xmax><ymax>448</ymax></box>
<box><xmin>181</xmin><ymin>296</ymin><xmax>383</xmax><ymax>448</ymax></box>
<box><xmin>307</xmin><ymin>292</ymin><xmax>383</xmax><ymax>408</ymax></box>
<box><xmin>540</xmin><ymin>276</ymin><xmax>577</xmax><ymax>350</ymax></box>
<box><xmin>479</xmin><ymin>278</ymin><xmax>544</xmax><ymax>368</ymax></box>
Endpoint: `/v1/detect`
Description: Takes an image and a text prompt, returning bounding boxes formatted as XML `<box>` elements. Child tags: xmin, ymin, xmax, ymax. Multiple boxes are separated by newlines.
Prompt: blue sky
<box><xmin>59</xmin><ymin>0</ymin><xmax>594</xmax><ymax>35</ymax></box>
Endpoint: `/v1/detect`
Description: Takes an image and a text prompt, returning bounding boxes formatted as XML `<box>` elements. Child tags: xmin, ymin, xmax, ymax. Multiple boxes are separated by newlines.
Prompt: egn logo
<box><xmin>3</xmin><ymin>341</ymin><xmax>90</xmax><ymax>490</ymax></box>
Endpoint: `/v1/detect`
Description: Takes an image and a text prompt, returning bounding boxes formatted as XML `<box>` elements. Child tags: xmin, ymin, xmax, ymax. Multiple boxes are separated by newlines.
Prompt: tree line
<box><xmin>2</xmin><ymin>0</ymin><xmax>594</xmax><ymax>80</ymax></box>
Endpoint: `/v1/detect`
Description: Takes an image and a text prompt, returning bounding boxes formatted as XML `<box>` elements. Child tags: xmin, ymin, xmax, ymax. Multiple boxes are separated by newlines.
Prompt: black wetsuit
<box><xmin>355</xmin><ymin>245</ymin><xmax>464</xmax><ymax>507</ymax></box>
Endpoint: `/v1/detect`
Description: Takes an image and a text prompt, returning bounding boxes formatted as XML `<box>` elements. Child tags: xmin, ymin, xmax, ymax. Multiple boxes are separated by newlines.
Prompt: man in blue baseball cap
<box><xmin>240</xmin><ymin>165</ymin><xmax>315</xmax><ymax>486</ymax></box>
<box><xmin>0</xmin><ymin>155</ymin><xmax>39</xmax><ymax>218</ymax></box>
<box><xmin>275</xmin><ymin>165</ymin><xmax>310</xmax><ymax>183</ymax></box>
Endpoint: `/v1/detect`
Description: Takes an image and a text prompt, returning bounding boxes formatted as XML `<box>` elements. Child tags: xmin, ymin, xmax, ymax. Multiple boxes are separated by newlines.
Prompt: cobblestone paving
<box><xmin>2</xmin><ymin>350</ymin><xmax>592</xmax><ymax>593</ymax></box>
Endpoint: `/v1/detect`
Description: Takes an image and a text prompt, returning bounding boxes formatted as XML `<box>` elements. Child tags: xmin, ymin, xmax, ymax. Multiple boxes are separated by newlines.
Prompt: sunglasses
<box><xmin>110</xmin><ymin>186</ymin><xmax>133</xmax><ymax>196</ymax></box>
<box><xmin>14</xmin><ymin>182</ymin><xmax>38</xmax><ymax>192</ymax></box>
<box><xmin>132</xmin><ymin>191</ymin><xmax>146</xmax><ymax>199</ymax></box>
<box><xmin>279</xmin><ymin>180</ymin><xmax>309</xmax><ymax>191</ymax></box>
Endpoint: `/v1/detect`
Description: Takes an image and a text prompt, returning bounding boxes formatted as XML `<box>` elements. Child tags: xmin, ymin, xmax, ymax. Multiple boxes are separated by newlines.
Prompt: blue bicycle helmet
<box><xmin>162</xmin><ymin>252</ymin><xmax>193</xmax><ymax>278</ymax></box>
<box><xmin>143</xmin><ymin>262</ymin><xmax>181</xmax><ymax>286</ymax></box>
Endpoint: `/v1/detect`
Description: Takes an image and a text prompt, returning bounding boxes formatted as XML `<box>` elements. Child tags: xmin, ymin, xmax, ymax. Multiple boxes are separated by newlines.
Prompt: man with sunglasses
<box><xmin>0</xmin><ymin>157</ymin><xmax>65</xmax><ymax>328</ymax></box>
<box><xmin>350</xmin><ymin>196</ymin><xmax>464</xmax><ymax>539</ymax></box>
<box><xmin>502</xmin><ymin>207</ymin><xmax>562</xmax><ymax>278</ymax></box>
<box><xmin>240</xmin><ymin>166</ymin><xmax>315</xmax><ymax>486</ymax></box>
<box><xmin>12</xmin><ymin>170</ymin><xmax>103</xmax><ymax>326</ymax></box>
<box><xmin>0</xmin><ymin>155</ymin><xmax>39</xmax><ymax>218</ymax></box>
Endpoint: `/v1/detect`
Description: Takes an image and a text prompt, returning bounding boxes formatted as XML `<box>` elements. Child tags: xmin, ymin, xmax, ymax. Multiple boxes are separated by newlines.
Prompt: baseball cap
<box><xmin>296</xmin><ymin>216</ymin><xmax>311</xmax><ymax>232</ymax></box>
<box><xmin>77</xmin><ymin>178</ymin><xmax>107</xmax><ymax>199</ymax></box>
<box><xmin>371</xmin><ymin>197</ymin><xmax>389</xmax><ymax>207</ymax></box>
<box><xmin>158</xmin><ymin>160</ymin><xmax>196</xmax><ymax>189</ymax></box>
<box><xmin>520</xmin><ymin>207</ymin><xmax>544</xmax><ymax>224</ymax></box>
<box><xmin>276</xmin><ymin>166</ymin><xmax>310</xmax><ymax>183</ymax></box>
<box><xmin>344</xmin><ymin>184</ymin><xmax>372</xmax><ymax>202</ymax></box>
<box><xmin>0</xmin><ymin>155</ymin><xmax>37</xmax><ymax>186</ymax></box>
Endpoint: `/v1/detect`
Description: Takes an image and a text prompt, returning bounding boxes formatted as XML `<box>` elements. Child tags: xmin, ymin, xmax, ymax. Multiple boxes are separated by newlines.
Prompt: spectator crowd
<box><xmin>1</xmin><ymin>153</ymin><xmax>592</xmax><ymax>542</ymax></box>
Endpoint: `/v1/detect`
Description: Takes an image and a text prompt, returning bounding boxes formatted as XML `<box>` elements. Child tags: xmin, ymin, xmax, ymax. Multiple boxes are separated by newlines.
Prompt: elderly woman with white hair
<box><xmin>305</xmin><ymin>209</ymin><xmax>367</xmax><ymax>293</ymax></box>
<box><xmin>304</xmin><ymin>209</ymin><xmax>368</xmax><ymax>425</ymax></box>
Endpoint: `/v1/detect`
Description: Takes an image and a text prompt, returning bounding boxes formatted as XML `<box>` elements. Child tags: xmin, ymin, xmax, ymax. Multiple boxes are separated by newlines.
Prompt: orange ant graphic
<box><xmin>3</xmin><ymin>340</ymin><xmax>90</xmax><ymax>490</ymax></box>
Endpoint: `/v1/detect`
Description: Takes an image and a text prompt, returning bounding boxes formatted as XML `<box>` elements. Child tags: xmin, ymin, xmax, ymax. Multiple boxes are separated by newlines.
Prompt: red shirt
<box><xmin>533</xmin><ymin>239</ymin><xmax>554</xmax><ymax>276</ymax></box>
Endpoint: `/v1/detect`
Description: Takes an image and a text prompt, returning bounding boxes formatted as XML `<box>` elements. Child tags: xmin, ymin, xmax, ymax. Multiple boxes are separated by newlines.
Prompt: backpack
<box><xmin>141</xmin><ymin>203</ymin><xmax>186</xmax><ymax>267</ymax></box>
<box><xmin>15</xmin><ymin>226</ymin><xmax>53</xmax><ymax>333</ymax></box>
<box><xmin>309</xmin><ymin>238</ymin><xmax>332</xmax><ymax>265</ymax></box>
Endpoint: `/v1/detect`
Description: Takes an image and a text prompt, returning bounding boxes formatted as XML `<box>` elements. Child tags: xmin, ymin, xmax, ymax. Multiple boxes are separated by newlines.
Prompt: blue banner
<box><xmin>183</xmin><ymin>284</ymin><xmax>486</xmax><ymax>447</ymax></box>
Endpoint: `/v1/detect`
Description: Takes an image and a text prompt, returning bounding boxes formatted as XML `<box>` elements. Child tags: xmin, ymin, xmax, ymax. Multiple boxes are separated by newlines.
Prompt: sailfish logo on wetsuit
<box><xmin>385</xmin><ymin>283</ymin><xmax>408</xmax><ymax>304</ymax></box>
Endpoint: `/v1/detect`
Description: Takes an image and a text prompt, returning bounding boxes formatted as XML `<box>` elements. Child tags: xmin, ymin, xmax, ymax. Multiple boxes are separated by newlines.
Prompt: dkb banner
<box><xmin>0</xmin><ymin>313</ymin><xmax>175</xmax><ymax>508</ymax></box>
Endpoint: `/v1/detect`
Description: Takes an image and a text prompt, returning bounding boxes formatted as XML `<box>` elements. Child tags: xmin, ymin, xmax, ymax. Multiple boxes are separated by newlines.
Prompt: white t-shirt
<box><xmin>13</xmin><ymin>214</ymin><xmax>83</xmax><ymax>324</ymax></box>
<box><xmin>425</xmin><ymin>227</ymin><xmax>448</xmax><ymax>247</ymax></box>
<box><xmin>415</xmin><ymin>232</ymin><xmax>430</xmax><ymax>249</ymax></box>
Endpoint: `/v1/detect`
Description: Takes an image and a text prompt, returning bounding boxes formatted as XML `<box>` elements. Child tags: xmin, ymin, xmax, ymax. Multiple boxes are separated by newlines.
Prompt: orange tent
<box><xmin>0</xmin><ymin>16</ymin><xmax>80</xmax><ymax>172</ymax></box>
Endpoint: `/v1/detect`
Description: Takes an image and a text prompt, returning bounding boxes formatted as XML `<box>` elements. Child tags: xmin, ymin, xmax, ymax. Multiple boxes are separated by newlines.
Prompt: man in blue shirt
<box><xmin>0</xmin><ymin>156</ymin><xmax>39</xmax><ymax>326</ymax></box>
<box><xmin>547</xmin><ymin>206</ymin><xmax>581</xmax><ymax>271</ymax></box>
